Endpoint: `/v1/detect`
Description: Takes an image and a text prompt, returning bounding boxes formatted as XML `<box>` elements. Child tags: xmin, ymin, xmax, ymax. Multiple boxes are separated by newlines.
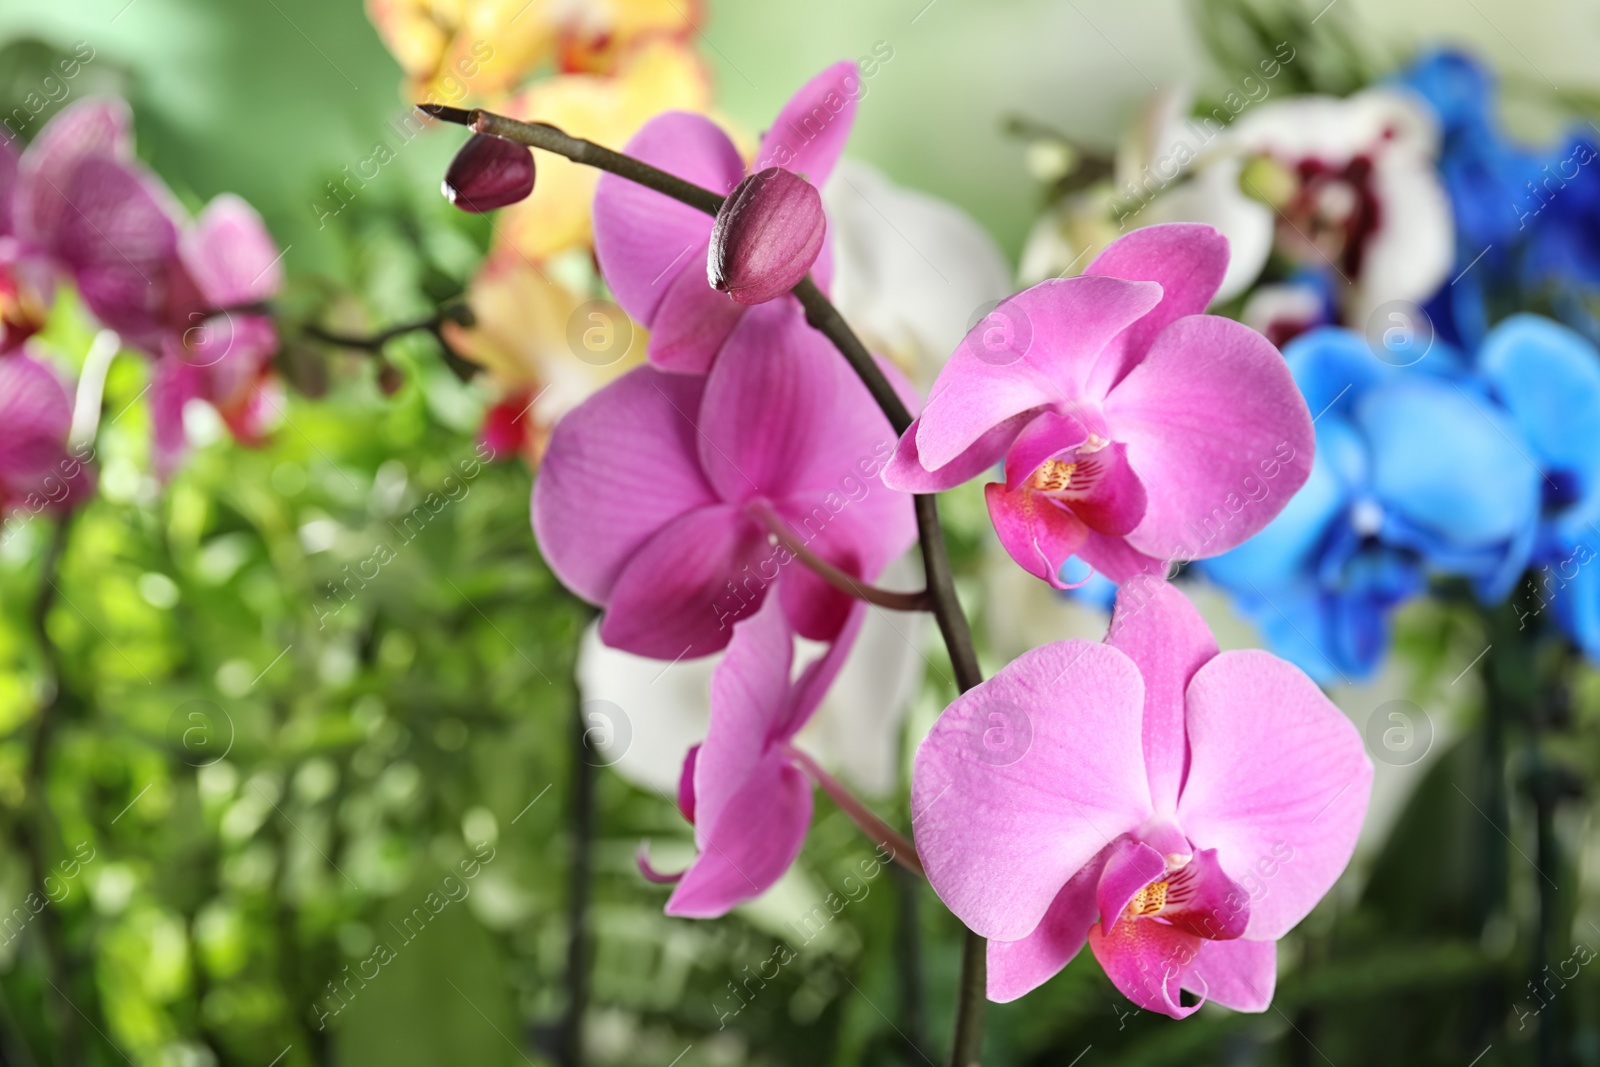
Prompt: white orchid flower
<box><xmin>1026</xmin><ymin>85</ymin><xmax>1453</xmax><ymax>325</ymax></box>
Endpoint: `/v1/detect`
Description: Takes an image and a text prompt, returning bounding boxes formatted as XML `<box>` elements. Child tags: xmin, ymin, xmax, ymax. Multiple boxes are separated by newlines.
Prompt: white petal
<box><xmin>1138</xmin><ymin>159</ymin><xmax>1274</xmax><ymax>302</ymax></box>
<box><xmin>576</xmin><ymin>622</ymin><xmax>716</xmax><ymax>797</ymax></box>
<box><xmin>823</xmin><ymin>159</ymin><xmax>1013</xmax><ymax>389</ymax></box>
<box><xmin>1351</xmin><ymin>153</ymin><xmax>1454</xmax><ymax>322</ymax></box>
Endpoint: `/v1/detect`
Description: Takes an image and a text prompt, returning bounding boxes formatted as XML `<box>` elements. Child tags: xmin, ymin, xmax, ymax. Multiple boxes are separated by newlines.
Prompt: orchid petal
<box><xmin>1105</xmin><ymin>314</ymin><xmax>1313</xmax><ymax>563</ymax></box>
<box><xmin>533</xmin><ymin>366</ymin><xmax>716</xmax><ymax>605</ymax></box>
<box><xmin>881</xmin><ymin>411</ymin><xmax>1037</xmax><ymax>494</ymax></box>
<box><xmin>15</xmin><ymin>97</ymin><xmax>133</xmax><ymax>251</ymax></box>
<box><xmin>987</xmin><ymin>847</ymin><xmax>1108</xmax><ymax>1003</ymax></box>
<box><xmin>1184</xmin><ymin>937</ymin><xmax>1275</xmax><ymax>1013</ymax></box>
<box><xmin>182</xmin><ymin>194</ymin><xmax>283</xmax><ymax>306</ymax></box>
<box><xmin>1058</xmin><ymin>442</ymin><xmax>1148</xmax><ymax>537</ymax></box>
<box><xmin>1087</xmin><ymin>916</ymin><xmax>1203</xmax><ymax>1019</ymax></box>
<box><xmin>1083</xmin><ymin>223</ymin><xmax>1230</xmax><ymax>393</ymax></box>
<box><xmin>909</xmin><ymin>276</ymin><xmax>1164</xmax><ymax>474</ymax></box>
<box><xmin>694</xmin><ymin>595</ymin><xmax>794</xmax><ymax>846</ymax></box>
<box><xmin>598</xmin><ymin>504</ymin><xmax>767</xmax><ymax>660</ymax></box>
<box><xmin>1095</xmin><ymin>838</ymin><xmax>1167</xmax><ymax>929</ymax></box>
<box><xmin>1002</xmin><ymin>410</ymin><xmax>1092</xmax><ymax>492</ymax></box>
<box><xmin>1105</xmin><ymin>579</ymin><xmax>1217</xmax><ymax>816</ymax></box>
<box><xmin>1478</xmin><ymin>314</ymin><xmax>1600</xmax><ymax>484</ymax></box>
<box><xmin>1358</xmin><ymin>379</ymin><xmax>1539</xmax><ymax>548</ymax></box>
<box><xmin>1177</xmin><ymin>649</ymin><xmax>1373</xmax><ymax>940</ymax></box>
<box><xmin>1076</xmin><ymin>530</ymin><xmax>1169</xmax><ymax>584</ymax></box>
<box><xmin>54</xmin><ymin>157</ymin><xmax>180</xmax><ymax>346</ymax></box>
<box><xmin>665</xmin><ymin>757</ymin><xmax>813</xmax><ymax>918</ymax></box>
<box><xmin>0</xmin><ymin>137</ymin><xmax>19</xmax><ymax>237</ymax></box>
<box><xmin>645</xmin><ymin>261</ymin><xmax>746</xmax><ymax>374</ymax></box>
<box><xmin>911</xmin><ymin>640</ymin><xmax>1151</xmax><ymax>941</ymax></box>
<box><xmin>699</xmin><ymin>303</ymin><xmax>903</xmax><ymax>518</ymax></box>
<box><xmin>593</xmin><ymin>111</ymin><xmax>743</xmax><ymax>325</ymax></box>
<box><xmin>755</xmin><ymin>61</ymin><xmax>860</xmax><ymax>182</ymax></box>
<box><xmin>1161</xmin><ymin>847</ymin><xmax>1251</xmax><ymax>941</ymax></box>
<box><xmin>984</xmin><ymin>482</ymin><xmax>1090</xmax><ymax>590</ymax></box>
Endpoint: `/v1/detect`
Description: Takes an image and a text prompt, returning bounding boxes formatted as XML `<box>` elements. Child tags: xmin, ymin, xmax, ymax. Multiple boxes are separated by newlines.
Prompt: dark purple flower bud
<box><xmin>707</xmin><ymin>167</ymin><xmax>825</xmax><ymax>305</ymax></box>
<box><xmin>443</xmin><ymin>133</ymin><xmax>535</xmax><ymax>213</ymax></box>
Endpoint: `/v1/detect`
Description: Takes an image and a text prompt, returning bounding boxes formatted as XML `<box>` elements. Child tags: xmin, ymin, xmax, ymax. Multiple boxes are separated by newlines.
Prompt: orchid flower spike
<box><xmin>912</xmin><ymin>578</ymin><xmax>1372</xmax><ymax>1017</ymax></box>
<box><xmin>593</xmin><ymin>61</ymin><xmax>862</xmax><ymax>374</ymax></box>
<box><xmin>884</xmin><ymin>223</ymin><xmax>1314</xmax><ymax>587</ymax></box>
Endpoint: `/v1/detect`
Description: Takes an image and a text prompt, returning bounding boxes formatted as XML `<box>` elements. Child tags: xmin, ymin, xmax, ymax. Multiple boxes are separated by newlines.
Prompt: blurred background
<box><xmin>1</xmin><ymin>0</ymin><xmax>1598</xmax><ymax>1064</ymax></box>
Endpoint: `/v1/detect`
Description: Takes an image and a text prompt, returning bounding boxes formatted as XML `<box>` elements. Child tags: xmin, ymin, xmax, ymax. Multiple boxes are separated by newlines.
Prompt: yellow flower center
<box><xmin>1128</xmin><ymin>880</ymin><xmax>1169</xmax><ymax>917</ymax></box>
<box><xmin>1028</xmin><ymin>459</ymin><xmax>1077</xmax><ymax>494</ymax></box>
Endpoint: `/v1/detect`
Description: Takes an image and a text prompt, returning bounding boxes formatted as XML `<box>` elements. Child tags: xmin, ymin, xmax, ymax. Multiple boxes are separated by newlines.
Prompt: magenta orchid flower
<box><xmin>0</xmin><ymin>99</ymin><xmax>283</xmax><ymax>474</ymax></box>
<box><xmin>911</xmin><ymin>579</ymin><xmax>1371</xmax><ymax>1017</ymax></box>
<box><xmin>592</xmin><ymin>61</ymin><xmax>859</xmax><ymax>374</ymax></box>
<box><xmin>1</xmin><ymin>99</ymin><xmax>167</xmax><ymax>350</ymax></box>
<box><xmin>0</xmin><ymin>352</ymin><xmax>92</xmax><ymax>516</ymax></box>
<box><xmin>149</xmin><ymin>194</ymin><xmax>285</xmax><ymax>475</ymax></box>
<box><xmin>882</xmin><ymin>223</ymin><xmax>1314</xmax><ymax>586</ymax></box>
<box><xmin>647</xmin><ymin>593</ymin><xmax>863</xmax><ymax>917</ymax></box>
<box><xmin>533</xmin><ymin>300</ymin><xmax>914</xmax><ymax>659</ymax></box>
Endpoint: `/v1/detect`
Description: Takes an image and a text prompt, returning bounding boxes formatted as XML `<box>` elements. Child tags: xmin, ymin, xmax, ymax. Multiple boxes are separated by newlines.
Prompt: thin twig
<box><xmin>752</xmin><ymin>503</ymin><xmax>931</xmax><ymax>613</ymax></box>
<box><xmin>301</xmin><ymin>302</ymin><xmax>474</xmax><ymax>352</ymax></box>
<box><xmin>786</xmin><ymin>747</ymin><xmax>923</xmax><ymax>877</ymax></box>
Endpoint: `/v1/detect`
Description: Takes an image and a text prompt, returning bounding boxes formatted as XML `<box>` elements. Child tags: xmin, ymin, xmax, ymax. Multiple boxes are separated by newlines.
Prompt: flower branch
<box><xmin>424</xmin><ymin>100</ymin><xmax>990</xmax><ymax>1066</ymax></box>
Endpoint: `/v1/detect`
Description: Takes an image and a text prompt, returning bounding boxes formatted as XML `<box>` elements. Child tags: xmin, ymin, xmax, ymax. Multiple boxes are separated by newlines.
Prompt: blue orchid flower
<box><xmin>1472</xmin><ymin>315</ymin><xmax>1600</xmax><ymax>653</ymax></box>
<box><xmin>1199</xmin><ymin>327</ymin><xmax>1542</xmax><ymax>683</ymax></box>
<box><xmin>1399</xmin><ymin>50</ymin><xmax>1600</xmax><ymax>346</ymax></box>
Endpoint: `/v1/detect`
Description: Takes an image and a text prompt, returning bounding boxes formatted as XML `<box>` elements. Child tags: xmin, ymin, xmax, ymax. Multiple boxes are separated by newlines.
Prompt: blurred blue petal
<box><xmin>1357</xmin><ymin>378</ymin><xmax>1541</xmax><ymax>549</ymax></box>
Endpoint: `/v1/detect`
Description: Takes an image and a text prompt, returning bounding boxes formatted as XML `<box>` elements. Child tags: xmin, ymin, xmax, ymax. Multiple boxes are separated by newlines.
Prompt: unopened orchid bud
<box><xmin>443</xmin><ymin>133</ymin><xmax>535</xmax><ymax>213</ymax></box>
<box><xmin>707</xmin><ymin>167</ymin><xmax>825</xmax><ymax>305</ymax></box>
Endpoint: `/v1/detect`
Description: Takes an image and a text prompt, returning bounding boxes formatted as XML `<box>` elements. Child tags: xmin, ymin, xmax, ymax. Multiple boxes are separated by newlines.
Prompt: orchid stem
<box><xmin>301</xmin><ymin>302</ymin><xmax>474</xmax><ymax>352</ymax></box>
<box><xmin>752</xmin><ymin>503</ymin><xmax>931</xmax><ymax>613</ymax></box>
<box><xmin>786</xmin><ymin>747</ymin><xmax>923</xmax><ymax>878</ymax></box>
<box><xmin>24</xmin><ymin>515</ymin><xmax>82</xmax><ymax>1066</ymax></box>
<box><xmin>423</xmin><ymin>102</ymin><xmax>991</xmax><ymax>1066</ymax></box>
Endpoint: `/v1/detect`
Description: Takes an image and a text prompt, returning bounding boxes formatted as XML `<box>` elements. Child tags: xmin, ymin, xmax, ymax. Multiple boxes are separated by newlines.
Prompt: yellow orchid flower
<box><xmin>444</xmin><ymin>248</ymin><xmax>644</xmax><ymax>465</ymax></box>
<box><xmin>366</xmin><ymin>0</ymin><xmax>702</xmax><ymax>104</ymax></box>
<box><xmin>491</xmin><ymin>37</ymin><xmax>717</xmax><ymax>259</ymax></box>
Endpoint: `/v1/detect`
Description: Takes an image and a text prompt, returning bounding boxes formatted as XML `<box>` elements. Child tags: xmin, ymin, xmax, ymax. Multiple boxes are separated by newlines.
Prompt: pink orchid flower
<box><xmin>1</xmin><ymin>99</ymin><xmax>283</xmax><ymax>474</ymax></box>
<box><xmin>911</xmin><ymin>578</ymin><xmax>1371</xmax><ymax>1017</ymax></box>
<box><xmin>647</xmin><ymin>593</ymin><xmax>863</xmax><ymax>917</ymax></box>
<box><xmin>882</xmin><ymin>223</ymin><xmax>1314</xmax><ymax>586</ymax></box>
<box><xmin>592</xmin><ymin>61</ymin><xmax>860</xmax><ymax>374</ymax></box>
<box><xmin>149</xmin><ymin>194</ymin><xmax>285</xmax><ymax>475</ymax></box>
<box><xmin>1</xmin><ymin>99</ymin><xmax>139</xmax><ymax>351</ymax></box>
<box><xmin>0</xmin><ymin>353</ymin><xmax>92</xmax><ymax>516</ymax></box>
<box><xmin>533</xmin><ymin>300</ymin><xmax>914</xmax><ymax>659</ymax></box>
